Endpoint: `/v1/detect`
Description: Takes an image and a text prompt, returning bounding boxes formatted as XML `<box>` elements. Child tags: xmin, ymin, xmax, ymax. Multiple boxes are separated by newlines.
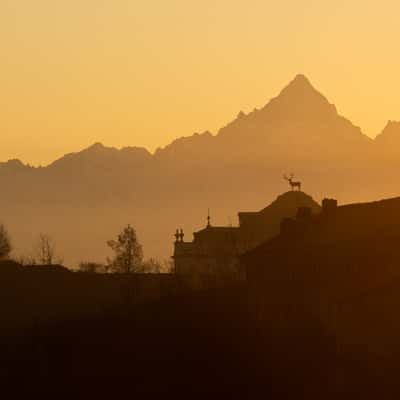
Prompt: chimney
<box><xmin>322</xmin><ymin>198</ymin><xmax>338</xmax><ymax>215</ymax></box>
<box><xmin>174</xmin><ymin>229</ymin><xmax>180</xmax><ymax>243</ymax></box>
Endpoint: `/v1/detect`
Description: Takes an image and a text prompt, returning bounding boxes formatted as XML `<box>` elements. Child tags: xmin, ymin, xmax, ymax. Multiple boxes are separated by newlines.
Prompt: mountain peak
<box><xmin>382</xmin><ymin>120</ymin><xmax>400</xmax><ymax>133</ymax></box>
<box><xmin>279</xmin><ymin>74</ymin><xmax>320</xmax><ymax>98</ymax></box>
<box><xmin>86</xmin><ymin>142</ymin><xmax>106</xmax><ymax>151</ymax></box>
<box><xmin>289</xmin><ymin>73</ymin><xmax>312</xmax><ymax>87</ymax></box>
<box><xmin>375</xmin><ymin>120</ymin><xmax>400</xmax><ymax>145</ymax></box>
<box><xmin>259</xmin><ymin>74</ymin><xmax>338</xmax><ymax>120</ymax></box>
<box><xmin>0</xmin><ymin>159</ymin><xmax>26</xmax><ymax>169</ymax></box>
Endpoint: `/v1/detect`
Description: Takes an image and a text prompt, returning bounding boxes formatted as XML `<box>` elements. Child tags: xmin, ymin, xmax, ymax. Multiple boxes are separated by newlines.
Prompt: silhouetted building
<box><xmin>173</xmin><ymin>191</ymin><xmax>320</xmax><ymax>276</ymax></box>
<box><xmin>242</xmin><ymin>195</ymin><xmax>400</xmax><ymax>354</ymax></box>
<box><xmin>173</xmin><ymin>224</ymin><xmax>241</xmax><ymax>276</ymax></box>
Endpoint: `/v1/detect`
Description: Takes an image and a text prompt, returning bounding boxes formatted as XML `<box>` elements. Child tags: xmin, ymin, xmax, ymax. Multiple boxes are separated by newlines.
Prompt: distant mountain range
<box><xmin>1</xmin><ymin>74</ymin><xmax>400</xmax><ymax>266</ymax></box>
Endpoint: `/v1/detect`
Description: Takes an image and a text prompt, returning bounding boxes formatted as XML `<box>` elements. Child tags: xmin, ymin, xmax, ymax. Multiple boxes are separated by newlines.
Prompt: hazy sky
<box><xmin>2</xmin><ymin>0</ymin><xmax>400</xmax><ymax>165</ymax></box>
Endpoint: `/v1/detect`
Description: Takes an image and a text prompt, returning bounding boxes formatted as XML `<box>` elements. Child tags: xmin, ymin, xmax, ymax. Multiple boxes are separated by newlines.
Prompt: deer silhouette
<box><xmin>284</xmin><ymin>173</ymin><xmax>302</xmax><ymax>191</ymax></box>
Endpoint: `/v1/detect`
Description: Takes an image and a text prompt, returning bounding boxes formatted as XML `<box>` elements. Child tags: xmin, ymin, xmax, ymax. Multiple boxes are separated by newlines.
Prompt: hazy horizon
<box><xmin>2</xmin><ymin>1</ymin><xmax>400</xmax><ymax>165</ymax></box>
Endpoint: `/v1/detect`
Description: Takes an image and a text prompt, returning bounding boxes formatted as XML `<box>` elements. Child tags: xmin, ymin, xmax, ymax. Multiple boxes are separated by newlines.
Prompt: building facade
<box><xmin>173</xmin><ymin>191</ymin><xmax>320</xmax><ymax>276</ymax></box>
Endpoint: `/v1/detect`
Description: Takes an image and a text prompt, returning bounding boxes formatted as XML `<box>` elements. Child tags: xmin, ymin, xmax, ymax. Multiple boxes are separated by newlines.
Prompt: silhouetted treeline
<box><xmin>0</xmin><ymin>259</ymin><xmax>236</xmax><ymax>338</ymax></box>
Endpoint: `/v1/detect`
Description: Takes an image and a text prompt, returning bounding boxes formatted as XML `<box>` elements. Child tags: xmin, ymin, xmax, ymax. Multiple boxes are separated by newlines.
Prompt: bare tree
<box><xmin>17</xmin><ymin>256</ymin><xmax>37</xmax><ymax>266</ymax></box>
<box><xmin>37</xmin><ymin>234</ymin><xmax>62</xmax><ymax>265</ymax></box>
<box><xmin>107</xmin><ymin>225</ymin><xmax>143</xmax><ymax>273</ymax></box>
<box><xmin>141</xmin><ymin>258</ymin><xmax>162</xmax><ymax>273</ymax></box>
<box><xmin>163</xmin><ymin>258</ymin><xmax>175</xmax><ymax>273</ymax></box>
<box><xmin>0</xmin><ymin>224</ymin><xmax>11</xmax><ymax>260</ymax></box>
<box><xmin>141</xmin><ymin>258</ymin><xmax>175</xmax><ymax>273</ymax></box>
<box><xmin>78</xmin><ymin>262</ymin><xmax>106</xmax><ymax>273</ymax></box>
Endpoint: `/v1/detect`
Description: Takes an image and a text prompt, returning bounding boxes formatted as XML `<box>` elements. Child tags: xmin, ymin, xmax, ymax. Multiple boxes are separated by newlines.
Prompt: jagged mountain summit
<box><xmin>49</xmin><ymin>142</ymin><xmax>152</xmax><ymax>173</ymax></box>
<box><xmin>0</xmin><ymin>74</ymin><xmax>385</xmax><ymax>170</ymax></box>
<box><xmin>155</xmin><ymin>74</ymin><xmax>372</xmax><ymax>164</ymax></box>
<box><xmin>259</xmin><ymin>73</ymin><xmax>338</xmax><ymax>118</ymax></box>
<box><xmin>0</xmin><ymin>74</ymin><xmax>399</xmax><ymax>266</ymax></box>
<box><xmin>374</xmin><ymin>120</ymin><xmax>400</xmax><ymax>155</ymax></box>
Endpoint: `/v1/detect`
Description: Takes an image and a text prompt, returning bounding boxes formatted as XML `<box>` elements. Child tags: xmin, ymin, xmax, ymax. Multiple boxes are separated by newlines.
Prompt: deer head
<box><xmin>283</xmin><ymin>173</ymin><xmax>295</xmax><ymax>182</ymax></box>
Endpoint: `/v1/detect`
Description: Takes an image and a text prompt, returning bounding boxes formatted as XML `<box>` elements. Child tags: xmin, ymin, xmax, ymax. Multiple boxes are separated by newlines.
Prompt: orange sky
<box><xmin>1</xmin><ymin>0</ymin><xmax>400</xmax><ymax>165</ymax></box>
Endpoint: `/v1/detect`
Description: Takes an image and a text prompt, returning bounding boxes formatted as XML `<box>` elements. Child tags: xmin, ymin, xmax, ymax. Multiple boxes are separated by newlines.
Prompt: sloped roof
<box><xmin>242</xmin><ymin>195</ymin><xmax>400</xmax><ymax>263</ymax></box>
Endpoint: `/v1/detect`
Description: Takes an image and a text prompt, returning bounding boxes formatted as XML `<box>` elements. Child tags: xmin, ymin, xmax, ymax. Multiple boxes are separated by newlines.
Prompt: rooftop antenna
<box><xmin>207</xmin><ymin>208</ymin><xmax>211</xmax><ymax>228</ymax></box>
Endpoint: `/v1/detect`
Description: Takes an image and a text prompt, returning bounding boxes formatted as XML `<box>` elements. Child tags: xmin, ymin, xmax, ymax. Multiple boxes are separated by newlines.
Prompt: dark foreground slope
<box><xmin>3</xmin><ymin>282</ymin><xmax>400</xmax><ymax>399</ymax></box>
<box><xmin>2</xmin><ymin>285</ymin><xmax>337</xmax><ymax>399</ymax></box>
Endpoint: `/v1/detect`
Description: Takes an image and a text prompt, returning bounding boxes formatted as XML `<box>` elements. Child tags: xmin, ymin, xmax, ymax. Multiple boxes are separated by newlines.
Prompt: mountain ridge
<box><xmin>0</xmin><ymin>74</ymin><xmax>392</xmax><ymax>168</ymax></box>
